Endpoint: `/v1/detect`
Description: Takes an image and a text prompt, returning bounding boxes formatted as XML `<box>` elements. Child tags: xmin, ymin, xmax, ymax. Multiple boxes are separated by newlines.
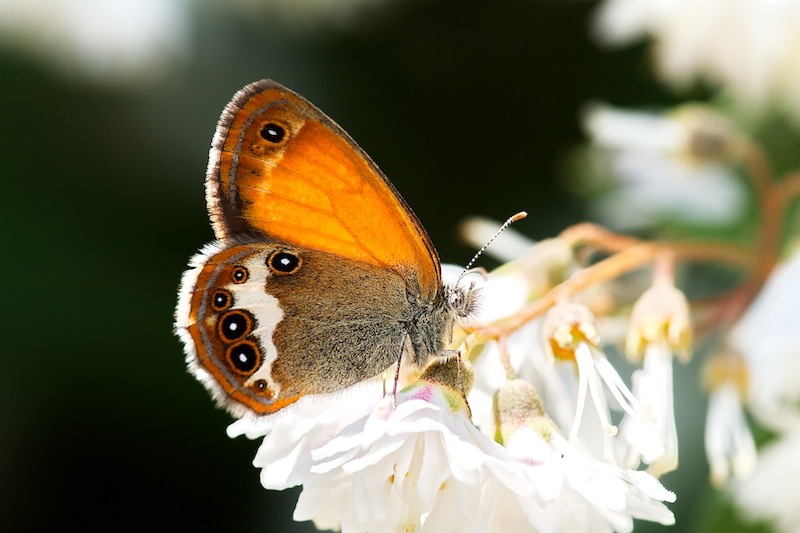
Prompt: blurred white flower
<box><xmin>709</xmin><ymin>249</ymin><xmax>800</xmax><ymax>526</ymax></box>
<box><xmin>702</xmin><ymin>348</ymin><xmax>757</xmax><ymax>488</ymax></box>
<box><xmin>734</xmin><ymin>429</ymin><xmax>800</xmax><ymax>533</ymax></box>
<box><xmin>582</xmin><ymin>103</ymin><xmax>747</xmax><ymax>231</ymax></box>
<box><xmin>705</xmin><ymin>381</ymin><xmax>757</xmax><ymax>488</ymax></box>
<box><xmin>729</xmin><ymin>248</ymin><xmax>800</xmax><ymax>431</ymax></box>
<box><xmin>0</xmin><ymin>0</ymin><xmax>190</xmax><ymax>84</ymax></box>
<box><xmin>592</xmin><ymin>0</ymin><xmax>800</xmax><ymax>121</ymax></box>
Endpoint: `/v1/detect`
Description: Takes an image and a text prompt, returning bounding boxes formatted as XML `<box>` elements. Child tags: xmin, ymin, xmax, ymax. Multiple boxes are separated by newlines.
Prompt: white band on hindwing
<box><xmin>176</xmin><ymin>242</ymin><xmax>285</xmax><ymax>410</ymax></box>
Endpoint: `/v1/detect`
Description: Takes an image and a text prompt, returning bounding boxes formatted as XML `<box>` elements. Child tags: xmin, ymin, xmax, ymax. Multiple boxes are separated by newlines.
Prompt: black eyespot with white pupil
<box><xmin>232</xmin><ymin>266</ymin><xmax>248</xmax><ymax>284</ymax></box>
<box><xmin>268</xmin><ymin>250</ymin><xmax>301</xmax><ymax>275</ymax></box>
<box><xmin>252</xmin><ymin>379</ymin><xmax>272</xmax><ymax>398</ymax></box>
<box><xmin>226</xmin><ymin>340</ymin><xmax>261</xmax><ymax>375</ymax></box>
<box><xmin>218</xmin><ymin>309</ymin><xmax>254</xmax><ymax>343</ymax></box>
<box><xmin>211</xmin><ymin>289</ymin><xmax>232</xmax><ymax>311</ymax></box>
<box><xmin>260</xmin><ymin>123</ymin><xmax>285</xmax><ymax>143</ymax></box>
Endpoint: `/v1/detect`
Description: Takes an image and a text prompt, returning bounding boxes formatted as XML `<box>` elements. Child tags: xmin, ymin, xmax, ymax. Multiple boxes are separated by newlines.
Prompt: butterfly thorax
<box><xmin>404</xmin><ymin>281</ymin><xmax>478</xmax><ymax>366</ymax></box>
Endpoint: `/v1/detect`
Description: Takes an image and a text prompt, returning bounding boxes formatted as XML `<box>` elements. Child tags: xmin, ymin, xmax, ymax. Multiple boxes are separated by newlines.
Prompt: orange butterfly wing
<box><xmin>206</xmin><ymin>80</ymin><xmax>441</xmax><ymax>300</ymax></box>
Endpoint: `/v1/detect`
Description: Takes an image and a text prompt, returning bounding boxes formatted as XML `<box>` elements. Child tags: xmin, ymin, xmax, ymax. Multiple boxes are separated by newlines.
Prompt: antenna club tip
<box><xmin>460</xmin><ymin>210</ymin><xmax>529</xmax><ymax>273</ymax></box>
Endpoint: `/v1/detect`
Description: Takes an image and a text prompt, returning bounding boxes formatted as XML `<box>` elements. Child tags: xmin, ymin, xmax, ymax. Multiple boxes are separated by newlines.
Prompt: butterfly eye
<box><xmin>211</xmin><ymin>289</ymin><xmax>233</xmax><ymax>311</ymax></box>
<box><xmin>448</xmin><ymin>290</ymin><xmax>464</xmax><ymax>310</ymax></box>
<box><xmin>260</xmin><ymin>122</ymin><xmax>286</xmax><ymax>144</ymax></box>
<box><xmin>218</xmin><ymin>309</ymin><xmax>255</xmax><ymax>342</ymax></box>
<box><xmin>267</xmin><ymin>250</ymin><xmax>301</xmax><ymax>275</ymax></box>
<box><xmin>448</xmin><ymin>286</ymin><xmax>476</xmax><ymax>318</ymax></box>
<box><xmin>231</xmin><ymin>266</ymin><xmax>249</xmax><ymax>284</ymax></box>
<box><xmin>225</xmin><ymin>340</ymin><xmax>262</xmax><ymax>375</ymax></box>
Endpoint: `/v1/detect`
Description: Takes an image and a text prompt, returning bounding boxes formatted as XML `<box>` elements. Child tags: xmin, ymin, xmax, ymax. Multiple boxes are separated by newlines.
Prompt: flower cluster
<box><xmin>573</xmin><ymin>83</ymin><xmax>800</xmax><ymax>531</ymax></box>
<box><xmin>225</xmin><ymin>232</ymin><xmax>702</xmax><ymax>533</ymax></box>
<box><xmin>231</xmin><ymin>350</ymin><xmax>676</xmax><ymax>533</ymax></box>
<box><xmin>581</xmin><ymin>33</ymin><xmax>800</xmax><ymax>527</ymax></box>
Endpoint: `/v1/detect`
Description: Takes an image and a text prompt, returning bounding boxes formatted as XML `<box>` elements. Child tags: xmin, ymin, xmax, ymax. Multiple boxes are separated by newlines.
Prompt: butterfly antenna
<box><xmin>458</xmin><ymin>211</ymin><xmax>527</xmax><ymax>280</ymax></box>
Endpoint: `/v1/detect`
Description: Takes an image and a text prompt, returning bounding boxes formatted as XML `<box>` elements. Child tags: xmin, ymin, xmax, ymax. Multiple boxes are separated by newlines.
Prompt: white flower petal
<box><xmin>619</xmin><ymin>342</ymin><xmax>679</xmax><ymax>475</ymax></box>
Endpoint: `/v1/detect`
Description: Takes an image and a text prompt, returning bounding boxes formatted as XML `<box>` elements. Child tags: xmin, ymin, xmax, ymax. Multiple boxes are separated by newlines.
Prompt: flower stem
<box><xmin>467</xmin><ymin>240</ymin><xmax>752</xmax><ymax>339</ymax></box>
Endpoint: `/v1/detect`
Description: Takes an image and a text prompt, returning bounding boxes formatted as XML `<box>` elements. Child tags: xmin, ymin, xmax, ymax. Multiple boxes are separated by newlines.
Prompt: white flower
<box><xmin>484</xmin><ymin>427</ymin><xmax>677</xmax><ymax>533</ymax></box>
<box><xmin>729</xmin><ymin>249</ymin><xmax>800</xmax><ymax>431</ymax></box>
<box><xmin>734</xmin><ymin>429</ymin><xmax>800</xmax><ymax>533</ymax></box>
<box><xmin>543</xmin><ymin>302</ymin><xmax>650</xmax><ymax>461</ymax></box>
<box><xmin>702</xmin><ymin>350</ymin><xmax>757</xmax><ymax>488</ymax></box>
<box><xmin>618</xmin><ymin>283</ymin><xmax>691</xmax><ymax>476</ymax></box>
<box><xmin>492</xmin><ymin>379</ymin><xmax>676</xmax><ymax>532</ymax></box>
<box><xmin>448</xmin><ymin>239</ymin><xmax>579</xmax><ymax>438</ymax></box>
<box><xmin>0</xmin><ymin>0</ymin><xmax>189</xmax><ymax>84</ymax></box>
<box><xmin>549</xmin><ymin>432</ymin><xmax>677</xmax><ymax>533</ymax></box>
<box><xmin>720</xmin><ymin>249</ymin><xmax>800</xmax><ymax>530</ymax></box>
<box><xmin>619</xmin><ymin>343</ymin><xmax>677</xmax><ymax>476</ymax></box>
<box><xmin>592</xmin><ymin>0</ymin><xmax>800</xmax><ymax>122</ymax></box>
<box><xmin>468</xmin><ymin>320</ymin><xmax>580</xmax><ymax>455</ymax></box>
<box><xmin>227</xmin><ymin>380</ymin><xmax>386</xmax><ymax>490</ymax></box>
<box><xmin>292</xmin><ymin>371</ymin><xmax>509</xmax><ymax>532</ymax></box>
<box><xmin>248</xmin><ymin>354</ymin><xmax>677</xmax><ymax>533</ymax></box>
<box><xmin>582</xmin><ymin>103</ymin><xmax>747</xmax><ymax>231</ymax></box>
<box><xmin>446</xmin><ymin>241</ymin><xmax>579</xmax><ymax>438</ymax></box>
<box><xmin>704</xmin><ymin>382</ymin><xmax>757</xmax><ymax>487</ymax></box>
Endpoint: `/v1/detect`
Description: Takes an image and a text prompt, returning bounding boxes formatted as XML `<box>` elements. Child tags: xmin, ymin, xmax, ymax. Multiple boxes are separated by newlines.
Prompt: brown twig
<box><xmin>465</xmin><ymin>240</ymin><xmax>753</xmax><ymax>340</ymax></box>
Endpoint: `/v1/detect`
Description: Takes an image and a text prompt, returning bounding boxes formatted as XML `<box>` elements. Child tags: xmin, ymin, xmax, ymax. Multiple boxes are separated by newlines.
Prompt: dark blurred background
<box><xmin>0</xmin><ymin>0</ymin><xmax>729</xmax><ymax>531</ymax></box>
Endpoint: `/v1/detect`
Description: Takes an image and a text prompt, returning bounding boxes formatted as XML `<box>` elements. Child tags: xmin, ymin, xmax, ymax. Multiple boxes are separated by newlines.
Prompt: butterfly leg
<box><xmin>446</xmin><ymin>350</ymin><xmax>463</xmax><ymax>399</ymax></box>
<box><xmin>391</xmin><ymin>339</ymin><xmax>405</xmax><ymax>408</ymax></box>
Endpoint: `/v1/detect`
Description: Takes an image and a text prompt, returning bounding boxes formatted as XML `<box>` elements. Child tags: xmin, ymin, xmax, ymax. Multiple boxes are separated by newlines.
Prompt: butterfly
<box><xmin>175</xmin><ymin>80</ymin><xmax>478</xmax><ymax>417</ymax></box>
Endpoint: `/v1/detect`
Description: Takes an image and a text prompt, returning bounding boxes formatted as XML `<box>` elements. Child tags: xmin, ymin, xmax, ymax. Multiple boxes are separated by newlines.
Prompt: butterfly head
<box><xmin>445</xmin><ymin>280</ymin><xmax>479</xmax><ymax>322</ymax></box>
